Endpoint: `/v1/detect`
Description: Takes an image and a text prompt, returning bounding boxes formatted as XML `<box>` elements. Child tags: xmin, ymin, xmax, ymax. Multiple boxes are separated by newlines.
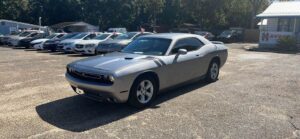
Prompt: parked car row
<box><xmin>0</xmin><ymin>30</ymin><xmax>153</xmax><ymax>55</ymax></box>
<box><xmin>0</xmin><ymin>31</ymin><xmax>228</xmax><ymax>108</ymax></box>
<box><xmin>173</xmin><ymin>28</ymin><xmax>244</xmax><ymax>43</ymax></box>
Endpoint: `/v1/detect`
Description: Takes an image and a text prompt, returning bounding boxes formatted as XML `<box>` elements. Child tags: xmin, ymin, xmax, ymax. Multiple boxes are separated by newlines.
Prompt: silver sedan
<box><xmin>65</xmin><ymin>33</ymin><xmax>228</xmax><ymax>108</ymax></box>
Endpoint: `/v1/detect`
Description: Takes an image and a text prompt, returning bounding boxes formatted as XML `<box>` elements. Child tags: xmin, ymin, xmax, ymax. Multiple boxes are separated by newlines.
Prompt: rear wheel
<box><xmin>128</xmin><ymin>75</ymin><xmax>158</xmax><ymax>108</ymax></box>
<box><xmin>205</xmin><ymin>60</ymin><xmax>220</xmax><ymax>82</ymax></box>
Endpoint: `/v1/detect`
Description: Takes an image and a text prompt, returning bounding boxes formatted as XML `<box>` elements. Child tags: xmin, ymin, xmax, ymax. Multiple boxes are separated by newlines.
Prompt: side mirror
<box><xmin>178</xmin><ymin>49</ymin><xmax>187</xmax><ymax>55</ymax></box>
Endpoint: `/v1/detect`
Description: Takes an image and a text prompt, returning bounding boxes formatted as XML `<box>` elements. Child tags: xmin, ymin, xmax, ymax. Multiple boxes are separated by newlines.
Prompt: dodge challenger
<box><xmin>66</xmin><ymin>33</ymin><xmax>228</xmax><ymax>108</ymax></box>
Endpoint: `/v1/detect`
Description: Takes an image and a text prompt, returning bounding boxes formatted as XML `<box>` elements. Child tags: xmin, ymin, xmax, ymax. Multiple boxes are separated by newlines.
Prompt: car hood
<box><xmin>60</xmin><ymin>39</ymin><xmax>80</xmax><ymax>44</ymax></box>
<box><xmin>72</xmin><ymin>52</ymin><xmax>157</xmax><ymax>72</ymax></box>
<box><xmin>11</xmin><ymin>37</ymin><xmax>26</xmax><ymax>41</ymax></box>
<box><xmin>76</xmin><ymin>40</ymin><xmax>102</xmax><ymax>45</ymax></box>
<box><xmin>102</xmin><ymin>39</ymin><xmax>131</xmax><ymax>45</ymax></box>
<box><xmin>31</xmin><ymin>39</ymin><xmax>49</xmax><ymax>44</ymax></box>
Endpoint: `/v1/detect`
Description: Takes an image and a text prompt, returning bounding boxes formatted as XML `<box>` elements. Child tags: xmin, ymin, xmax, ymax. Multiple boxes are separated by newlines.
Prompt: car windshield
<box><xmin>196</xmin><ymin>32</ymin><xmax>209</xmax><ymax>36</ymax></box>
<box><xmin>19</xmin><ymin>32</ymin><xmax>31</xmax><ymax>37</ymax></box>
<box><xmin>46</xmin><ymin>34</ymin><xmax>57</xmax><ymax>39</ymax></box>
<box><xmin>115</xmin><ymin>32</ymin><xmax>137</xmax><ymax>40</ymax></box>
<box><xmin>71</xmin><ymin>33</ymin><xmax>88</xmax><ymax>39</ymax></box>
<box><xmin>220</xmin><ymin>30</ymin><xmax>233</xmax><ymax>36</ymax></box>
<box><xmin>29</xmin><ymin>33</ymin><xmax>40</xmax><ymax>37</ymax></box>
<box><xmin>95</xmin><ymin>34</ymin><xmax>111</xmax><ymax>40</ymax></box>
<box><xmin>122</xmin><ymin>38</ymin><xmax>172</xmax><ymax>56</ymax></box>
<box><xmin>60</xmin><ymin>33</ymin><xmax>78</xmax><ymax>40</ymax></box>
<box><xmin>10</xmin><ymin>32</ymin><xmax>19</xmax><ymax>35</ymax></box>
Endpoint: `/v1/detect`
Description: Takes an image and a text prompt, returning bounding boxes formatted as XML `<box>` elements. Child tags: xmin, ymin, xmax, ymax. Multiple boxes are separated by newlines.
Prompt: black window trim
<box><xmin>169</xmin><ymin>37</ymin><xmax>204</xmax><ymax>55</ymax></box>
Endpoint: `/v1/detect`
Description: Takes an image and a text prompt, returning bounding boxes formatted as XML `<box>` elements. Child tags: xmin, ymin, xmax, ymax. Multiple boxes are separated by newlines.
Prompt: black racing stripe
<box><xmin>156</xmin><ymin>58</ymin><xmax>167</xmax><ymax>66</ymax></box>
<box><xmin>153</xmin><ymin>59</ymin><xmax>163</xmax><ymax>67</ymax></box>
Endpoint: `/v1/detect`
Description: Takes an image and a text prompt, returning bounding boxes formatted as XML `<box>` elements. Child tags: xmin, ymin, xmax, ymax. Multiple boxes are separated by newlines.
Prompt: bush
<box><xmin>277</xmin><ymin>36</ymin><xmax>297</xmax><ymax>51</ymax></box>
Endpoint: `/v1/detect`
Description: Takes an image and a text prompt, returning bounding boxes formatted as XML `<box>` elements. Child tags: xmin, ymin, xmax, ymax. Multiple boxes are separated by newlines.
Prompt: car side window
<box><xmin>171</xmin><ymin>37</ymin><xmax>204</xmax><ymax>54</ymax></box>
<box><xmin>110</xmin><ymin>34</ymin><xmax>119</xmax><ymax>39</ymax></box>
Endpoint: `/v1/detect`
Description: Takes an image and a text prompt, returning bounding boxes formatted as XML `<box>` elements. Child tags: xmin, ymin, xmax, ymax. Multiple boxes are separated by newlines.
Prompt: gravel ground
<box><xmin>0</xmin><ymin>44</ymin><xmax>299</xmax><ymax>139</ymax></box>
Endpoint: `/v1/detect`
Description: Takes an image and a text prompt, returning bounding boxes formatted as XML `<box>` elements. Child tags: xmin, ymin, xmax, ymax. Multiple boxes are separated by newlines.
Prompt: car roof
<box><xmin>141</xmin><ymin>33</ymin><xmax>201</xmax><ymax>40</ymax></box>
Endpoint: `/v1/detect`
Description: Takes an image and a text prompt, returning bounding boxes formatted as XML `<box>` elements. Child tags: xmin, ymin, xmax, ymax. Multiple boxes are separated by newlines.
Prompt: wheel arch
<box><xmin>211</xmin><ymin>56</ymin><xmax>221</xmax><ymax>66</ymax></box>
<box><xmin>134</xmin><ymin>71</ymin><xmax>160</xmax><ymax>90</ymax></box>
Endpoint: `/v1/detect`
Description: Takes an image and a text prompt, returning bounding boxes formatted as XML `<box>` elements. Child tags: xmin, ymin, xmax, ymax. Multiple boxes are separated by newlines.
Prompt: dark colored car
<box><xmin>17</xmin><ymin>33</ymin><xmax>46</xmax><ymax>48</ymax></box>
<box><xmin>43</xmin><ymin>33</ymin><xmax>78</xmax><ymax>52</ymax></box>
<box><xmin>217</xmin><ymin>30</ymin><xmax>244</xmax><ymax>43</ymax></box>
<box><xmin>95</xmin><ymin>32</ymin><xmax>152</xmax><ymax>54</ymax></box>
<box><xmin>195</xmin><ymin>31</ymin><xmax>215</xmax><ymax>40</ymax></box>
<box><xmin>0</xmin><ymin>32</ymin><xmax>22</xmax><ymax>45</ymax></box>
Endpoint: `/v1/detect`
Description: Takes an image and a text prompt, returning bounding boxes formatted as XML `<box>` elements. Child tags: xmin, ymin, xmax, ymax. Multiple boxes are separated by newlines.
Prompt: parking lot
<box><xmin>0</xmin><ymin>44</ymin><xmax>299</xmax><ymax>139</ymax></box>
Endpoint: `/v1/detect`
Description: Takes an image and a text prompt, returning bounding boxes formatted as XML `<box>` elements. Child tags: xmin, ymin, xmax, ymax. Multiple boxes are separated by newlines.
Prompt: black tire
<box><xmin>128</xmin><ymin>75</ymin><xmax>158</xmax><ymax>108</ymax></box>
<box><xmin>205</xmin><ymin>59</ymin><xmax>220</xmax><ymax>83</ymax></box>
<box><xmin>50</xmin><ymin>48</ymin><xmax>56</xmax><ymax>52</ymax></box>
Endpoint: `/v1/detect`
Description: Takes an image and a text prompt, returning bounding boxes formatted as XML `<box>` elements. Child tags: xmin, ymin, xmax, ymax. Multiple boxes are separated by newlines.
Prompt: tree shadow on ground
<box><xmin>244</xmin><ymin>46</ymin><xmax>300</xmax><ymax>55</ymax></box>
<box><xmin>36</xmin><ymin>80</ymin><xmax>209</xmax><ymax>132</ymax></box>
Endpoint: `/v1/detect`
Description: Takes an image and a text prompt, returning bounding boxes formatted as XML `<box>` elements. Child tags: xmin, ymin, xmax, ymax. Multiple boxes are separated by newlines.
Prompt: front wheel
<box><xmin>128</xmin><ymin>75</ymin><xmax>158</xmax><ymax>108</ymax></box>
<box><xmin>50</xmin><ymin>48</ymin><xmax>56</xmax><ymax>52</ymax></box>
<box><xmin>205</xmin><ymin>60</ymin><xmax>220</xmax><ymax>82</ymax></box>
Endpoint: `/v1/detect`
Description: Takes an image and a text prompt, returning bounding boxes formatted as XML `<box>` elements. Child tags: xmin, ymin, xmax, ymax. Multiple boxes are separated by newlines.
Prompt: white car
<box><xmin>57</xmin><ymin>32</ymin><xmax>100</xmax><ymax>53</ymax></box>
<box><xmin>31</xmin><ymin>33</ymin><xmax>66</xmax><ymax>50</ymax></box>
<box><xmin>74</xmin><ymin>33</ymin><xmax>121</xmax><ymax>55</ymax></box>
<box><xmin>8</xmin><ymin>30</ymin><xmax>43</xmax><ymax>46</ymax></box>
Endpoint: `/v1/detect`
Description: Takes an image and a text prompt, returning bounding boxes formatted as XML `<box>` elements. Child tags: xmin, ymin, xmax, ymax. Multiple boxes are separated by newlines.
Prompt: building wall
<box><xmin>259</xmin><ymin>18</ymin><xmax>298</xmax><ymax>47</ymax></box>
<box><xmin>260</xmin><ymin>18</ymin><xmax>278</xmax><ymax>32</ymax></box>
<box><xmin>0</xmin><ymin>20</ymin><xmax>41</xmax><ymax>35</ymax></box>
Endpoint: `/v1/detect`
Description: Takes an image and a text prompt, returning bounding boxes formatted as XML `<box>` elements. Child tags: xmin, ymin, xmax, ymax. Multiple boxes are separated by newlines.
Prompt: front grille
<box><xmin>67</xmin><ymin>69</ymin><xmax>113</xmax><ymax>85</ymax></box>
<box><xmin>76</xmin><ymin>44</ymin><xmax>84</xmax><ymax>49</ymax></box>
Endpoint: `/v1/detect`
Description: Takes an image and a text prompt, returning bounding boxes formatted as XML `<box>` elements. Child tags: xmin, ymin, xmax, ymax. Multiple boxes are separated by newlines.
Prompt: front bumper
<box><xmin>33</xmin><ymin>43</ymin><xmax>43</xmax><ymax>50</ymax></box>
<box><xmin>63</xmin><ymin>45</ymin><xmax>75</xmax><ymax>53</ymax></box>
<box><xmin>74</xmin><ymin>47</ymin><xmax>95</xmax><ymax>55</ymax></box>
<box><xmin>65</xmin><ymin>73</ymin><xmax>132</xmax><ymax>103</ymax></box>
<box><xmin>43</xmin><ymin>43</ymin><xmax>56</xmax><ymax>50</ymax></box>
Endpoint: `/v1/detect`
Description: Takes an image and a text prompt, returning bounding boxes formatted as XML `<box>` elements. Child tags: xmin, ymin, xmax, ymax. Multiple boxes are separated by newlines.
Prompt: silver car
<box><xmin>66</xmin><ymin>33</ymin><xmax>228</xmax><ymax>108</ymax></box>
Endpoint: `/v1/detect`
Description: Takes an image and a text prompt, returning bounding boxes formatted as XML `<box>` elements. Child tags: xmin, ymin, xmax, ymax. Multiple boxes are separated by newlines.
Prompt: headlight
<box><xmin>103</xmin><ymin>75</ymin><xmax>115</xmax><ymax>83</ymax></box>
<box><xmin>108</xmin><ymin>75</ymin><xmax>115</xmax><ymax>82</ymax></box>
<box><xmin>85</xmin><ymin>44</ymin><xmax>95</xmax><ymax>48</ymax></box>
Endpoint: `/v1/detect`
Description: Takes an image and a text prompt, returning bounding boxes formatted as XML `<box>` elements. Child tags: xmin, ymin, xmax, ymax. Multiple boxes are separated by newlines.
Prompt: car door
<box><xmin>166</xmin><ymin>37</ymin><xmax>205</xmax><ymax>86</ymax></box>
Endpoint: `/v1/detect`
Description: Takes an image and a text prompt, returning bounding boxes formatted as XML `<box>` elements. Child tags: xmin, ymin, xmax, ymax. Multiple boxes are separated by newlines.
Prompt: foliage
<box><xmin>0</xmin><ymin>0</ymin><xmax>270</xmax><ymax>31</ymax></box>
<box><xmin>277</xmin><ymin>36</ymin><xmax>297</xmax><ymax>50</ymax></box>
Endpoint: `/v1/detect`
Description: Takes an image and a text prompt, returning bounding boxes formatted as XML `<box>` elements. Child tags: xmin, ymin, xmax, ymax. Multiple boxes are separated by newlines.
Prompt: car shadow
<box><xmin>49</xmin><ymin>52</ymin><xmax>67</xmax><ymax>55</ymax></box>
<box><xmin>12</xmin><ymin>47</ymin><xmax>27</xmax><ymax>50</ymax></box>
<box><xmin>67</xmin><ymin>54</ymin><xmax>89</xmax><ymax>57</ymax></box>
<box><xmin>36</xmin><ymin>80</ymin><xmax>209</xmax><ymax>132</ymax></box>
<box><xmin>24</xmin><ymin>49</ymin><xmax>38</xmax><ymax>51</ymax></box>
<box><xmin>37</xmin><ymin>50</ymin><xmax>53</xmax><ymax>53</ymax></box>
